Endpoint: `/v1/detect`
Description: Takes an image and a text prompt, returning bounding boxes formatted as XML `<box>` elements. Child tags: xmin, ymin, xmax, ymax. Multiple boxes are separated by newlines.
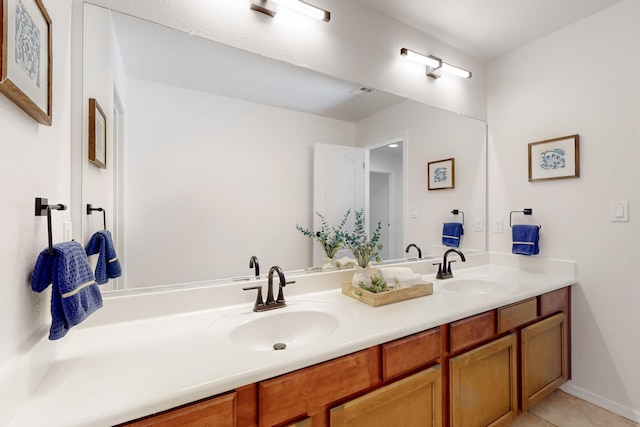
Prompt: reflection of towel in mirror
<box><xmin>31</xmin><ymin>241</ymin><xmax>102</xmax><ymax>340</ymax></box>
<box><xmin>512</xmin><ymin>225</ymin><xmax>540</xmax><ymax>256</ymax></box>
<box><xmin>86</xmin><ymin>230</ymin><xmax>122</xmax><ymax>284</ymax></box>
<box><xmin>442</xmin><ymin>222</ymin><xmax>464</xmax><ymax>247</ymax></box>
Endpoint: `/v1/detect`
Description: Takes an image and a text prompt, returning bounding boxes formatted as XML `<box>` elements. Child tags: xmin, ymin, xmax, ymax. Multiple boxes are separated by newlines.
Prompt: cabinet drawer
<box><xmin>121</xmin><ymin>392</ymin><xmax>236</xmax><ymax>427</ymax></box>
<box><xmin>497</xmin><ymin>297</ymin><xmax>538</xmax><ymax>333</ymax></box>
<box><xmin>449</xmin><ymin>311</ymin><xmax>495</xmax><ymax>353</ymax></box>
<box><xmin>540</xmin><ymin>287</ymin><xmax>570</xmax><ymax>317</ymax></box>
<box><xmin>382</xmin><ymin>328</ymin><xmax>441</xmax><ymax>380</ymax></box>
<box><xmin>258</xmin><ymin>347</ymin><xmax>380</xmax><ymax>427</ymax></box>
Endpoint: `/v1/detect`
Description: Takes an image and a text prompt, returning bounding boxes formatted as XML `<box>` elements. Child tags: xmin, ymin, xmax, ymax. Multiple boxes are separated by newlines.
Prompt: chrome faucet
<box><xmin>434</xmin><ymin>249</ymin><xmax>466</xmax><ymax>279</ymax></box>
<box><xmin>249</xmin><ymin>255</ymin><xmax>260</xmax><ymax>279</ymax></box>
<box><xmin>405</xmin><ymin>243</ymin><xmax>422</xmax><ymax>260</ymax></box>
<box><xmin>243</xmin><ymin>265</ymin><xmax>294</xmax><ymax>312</ymax></box>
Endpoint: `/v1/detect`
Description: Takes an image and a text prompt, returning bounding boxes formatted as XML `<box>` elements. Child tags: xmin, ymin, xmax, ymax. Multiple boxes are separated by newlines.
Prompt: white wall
<box><xmin>81</xmin><ymin>4</ymin><xmax>129</xmax><ymax>282</ymax></box>
<box><xmin>125</xmin><ymin>77</ymin><xmax>355</xmax><ymax>287</ymax></box>
<box><xmin>357</xmin><ymin>100</ymin><xmax>487</xmax><ymax>254</ymax></box>
<box><xmin>487</xmin><ymin>0</ymin><xmax>640</xmax><ymax>420</ymax></box>
<box><xmin>84</xmin><ymin>0</ymin><xmax>486</xmax><ymax>121</ymax></box>
<box><xmin>0</xmin><ymin>0</ymin><xmax>72</xmax><ymax>421</ymax></box>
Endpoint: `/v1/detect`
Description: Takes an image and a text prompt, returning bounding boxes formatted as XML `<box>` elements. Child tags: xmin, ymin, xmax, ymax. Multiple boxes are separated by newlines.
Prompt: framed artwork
<box><xmin>428</xmin><ymin>158</ymin><xmax>455</xmax><ymax>190</ymax></box>
<box><xmin>0</xmin><ymin>0</ymin><xmax>52</xmax><ymax>125</ymax></box>
<box><xmin>528</xmin><ymin>134</ymin><xmax>579</xmax><ymax>182</ymax></box>
<box><xmin>88</xmin><ymin>98</ymin><xmax>106</xmax><ymax>169</ymax></box>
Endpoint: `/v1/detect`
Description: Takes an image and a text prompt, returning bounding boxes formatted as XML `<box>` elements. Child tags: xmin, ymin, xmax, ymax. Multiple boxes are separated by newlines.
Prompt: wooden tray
<box><xmin>341</xmin><ymin>281</ymin><xmax>433</xmax><ymax>307</ymax></box>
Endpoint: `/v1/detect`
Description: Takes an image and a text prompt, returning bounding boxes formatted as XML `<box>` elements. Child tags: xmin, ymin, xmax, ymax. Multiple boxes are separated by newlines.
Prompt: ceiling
<box><xmin>358</xmin><ymin>0</ymin><xmax>622</xmax><ymax>60</ymax></box>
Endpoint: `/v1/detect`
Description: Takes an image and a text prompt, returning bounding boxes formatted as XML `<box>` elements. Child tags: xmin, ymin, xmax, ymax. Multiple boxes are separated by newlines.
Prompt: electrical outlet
<box><xmin>493</xmin><ymin>218</ymin><xmax>503</xmax><ymax>233</ymax></box>
<box><xmin>474</xmin><ymin>217</ymin><xmax>484</xmax><ymax>232</ymax></box>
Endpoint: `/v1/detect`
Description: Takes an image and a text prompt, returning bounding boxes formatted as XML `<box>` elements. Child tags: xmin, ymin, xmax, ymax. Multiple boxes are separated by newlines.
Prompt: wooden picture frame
<box><xmin>88</xmin><ymin>98</ymin><xmax>107</xmax><ymax>169</ymax></box>
<box><xmin>428</xmin><ymin>158</ymin><xmax>455</xmax><ymax>190</ymax></box>
<box><xmin>0</xmin><ymin>0</ymin><xmax>52</xmax><ymax>125</ymax></box>
<box><xmin>528</xmin><ymin>135</ymin><xmax>579</xmax><ymax>182</ymax></box>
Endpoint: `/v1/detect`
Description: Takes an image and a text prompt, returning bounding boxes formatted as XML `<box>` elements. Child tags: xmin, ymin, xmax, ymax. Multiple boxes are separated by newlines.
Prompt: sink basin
<box><xmin>441</xmin><ymin>278</ymin><xmax>506</xmax><ymax>295</ymax></box>
<box><xmin>208</xmin><ymin>302</ymin><xmax>351</xmax><ymax>351</ymax></box>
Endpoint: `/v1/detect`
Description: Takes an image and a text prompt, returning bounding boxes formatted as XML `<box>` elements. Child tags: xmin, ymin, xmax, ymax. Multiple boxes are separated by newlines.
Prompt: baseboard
<box><xmin>561</xmin><ymin>382</ymin><xmax>640</xmax><ymax>423</ymax></box>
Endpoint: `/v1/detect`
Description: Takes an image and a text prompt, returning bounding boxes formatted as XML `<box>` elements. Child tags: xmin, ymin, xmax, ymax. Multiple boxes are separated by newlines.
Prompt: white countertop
<box><xmin>8</xmin><ymin>254</ymin><xmax>576</xmax><ymax>426</ymax></box>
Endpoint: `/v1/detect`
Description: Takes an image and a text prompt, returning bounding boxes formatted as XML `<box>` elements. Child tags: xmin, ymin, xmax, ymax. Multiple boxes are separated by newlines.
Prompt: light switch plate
<box><xmin>611</xmin><ymin>201</ymin><xmax>629</xmax><ymax>222</ymax></box>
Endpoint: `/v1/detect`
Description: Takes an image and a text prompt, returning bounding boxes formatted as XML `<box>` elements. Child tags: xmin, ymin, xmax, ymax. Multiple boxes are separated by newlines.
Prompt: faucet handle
<box><xmin>447</xmin><ymin>259</ymin><xmax>457</xmax><ymax>274</ymax></box>
<box><xmin>276</xmin><ymin>281</ymin><xmax>295</xmax><ymax>304</ymax></box>
<box><xmin>243</xmin><ymin>285</ymin><xmax>265</xmax><ymax>311</ymax></box>
<box><xmin>432</xmin><ymin>262</ymin><xmax>443</xmax><ymax>280</ymax></box>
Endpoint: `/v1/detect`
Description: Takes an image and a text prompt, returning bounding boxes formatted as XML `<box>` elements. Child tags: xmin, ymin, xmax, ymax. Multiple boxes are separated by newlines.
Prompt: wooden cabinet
<box><xmin>382</xmin><ymin>327</ymin><xmax>441</xmax><ymax>380</ymax></box>
<box><xmin>120</xmin><ymin>392</ymin><xmax>236</xmax><ymax>427</ymax></box>
<box><xmin>497</xmin><ymin>297</ymin><xmax>537</xmax><ymax>333</ymax></box>
<box><xmin>521</xmin><ymin>313</ymin><xmax>569</xmax><ymax>410</ymax></box>
<box><xmin>330</xmin><ymin>366</ymin><xmax>442</xmax><ymax>427</ymax></box>
<box><xmin>258</xmin><ymin>347</ymin><xmax>381</xmax><ymax>426</ymax></box>
<box><xmin>449</xmin><ymin>334</ymin><xmax>518</xmax><ymax>427</ymax></box>
<box><xmin>449</xmin><ymin>310</ymin><xmax>496</xmax><ymax>353</ymax></box>
<box><xmin>122</xmin><ymin>286</ymin><xmax>571</xmax><ymax>427</ymax></box>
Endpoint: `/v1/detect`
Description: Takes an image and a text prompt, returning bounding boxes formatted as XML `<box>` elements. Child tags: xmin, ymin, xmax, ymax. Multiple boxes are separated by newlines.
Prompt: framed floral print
<box><xmin>528</xmin><ymin>135</ymin><xmax>579</xmax><ymax>182</ymax></box>
<box><xmin>88</xmin><ymin>98</ymin><xmax>106</xmax><ymax>169</ymax></box>
<box><xmin>428</xmin><ymin>158</ymin><xmax>455</xmax><ymax>190</ymax></box>
<box><xmin>0</xmin><ymin>0</ymin><xmax>52</xmax><ymax>125</ymax></box>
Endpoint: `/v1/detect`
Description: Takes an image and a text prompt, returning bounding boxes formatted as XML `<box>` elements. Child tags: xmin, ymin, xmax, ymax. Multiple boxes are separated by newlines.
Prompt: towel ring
<box><xmin>35</xmin><ymin>197</ymin><xmax>67</xmax><ymax>255</ymax></box>
<box><xmin>509</xmin><ymin>208</ymin><xmax>541</xmax><ymax>229</ymax></box>
<box><xmin>450</xmin><ymin>209</ymin><xmax>464</xmax><ymax>225</ymax></box>
<box><xmin>87</xmin><ymin>204</ymin><xmax>106</xmax><ymax>230</ymax></box>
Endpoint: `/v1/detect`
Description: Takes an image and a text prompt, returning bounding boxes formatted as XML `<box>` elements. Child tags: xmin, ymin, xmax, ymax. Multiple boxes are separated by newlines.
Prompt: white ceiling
<box><xmin>357</xmin><ymin>0</ymin><xmax>622</xmax><ymax>60</ymax></box>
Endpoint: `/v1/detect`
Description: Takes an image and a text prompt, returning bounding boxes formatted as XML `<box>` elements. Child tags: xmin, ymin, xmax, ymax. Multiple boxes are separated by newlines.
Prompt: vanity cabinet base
<box><xmin>449</xmin><ymin>334</ymin><xmax>518</xmax><ymax>427</ymax></box>
<box><xmin>521</xmin><ymin>313</ymin><xmax>569</xmax><ymax>410</ymax></box>
<box><xmin>330</xmin><ymin>365</ymin><xmax>442</xmax><ymax>427</ymax></box>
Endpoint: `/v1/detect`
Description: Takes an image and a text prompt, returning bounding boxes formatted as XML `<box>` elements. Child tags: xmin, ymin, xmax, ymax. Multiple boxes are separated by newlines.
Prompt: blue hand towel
<box><xmin>85</xmin><ymin>230</ymin><xmax>122</xmax><ymax>285</ymax></box>
<box><xmin>442</xmin><ymin>222</ymin><xmax>464</xmax><ymax>247</ymax></box>
<box><xmin>512</xmin><ymin>224</ymin><xmax>540</xmax><ymax>256</ymax></box>
<box><xmin>31</xmin><ymin>241</ymin><xmax>102</xmax><ymax>340</ymax></box>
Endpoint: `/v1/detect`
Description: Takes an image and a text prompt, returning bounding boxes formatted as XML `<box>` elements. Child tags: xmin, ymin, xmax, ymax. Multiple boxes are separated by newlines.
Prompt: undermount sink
<box><xmin>207</xmin><ymin>302</ymin><xmax>351</xmax><ymax>351</ymax></box>
<box><xmin>440</xmin><ymin>278</ymin><xmax>507</xmax><ymax>295</ymax></box>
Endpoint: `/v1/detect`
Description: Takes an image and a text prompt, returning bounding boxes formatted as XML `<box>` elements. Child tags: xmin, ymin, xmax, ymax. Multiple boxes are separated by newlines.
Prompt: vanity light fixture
<box><xmin>250</xmin><ymin>0</ymin><xmax>331</xmax><ymax>22</ymax></box>
<box><xmin>400</xmin><ymin>47</ymin><xmax>472</xmax><ymax>79</ymax></box>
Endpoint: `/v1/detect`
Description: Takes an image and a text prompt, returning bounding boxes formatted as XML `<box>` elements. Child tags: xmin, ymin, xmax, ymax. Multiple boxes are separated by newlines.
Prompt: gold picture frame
<box><xmin>0</xmin><ymin>0</ymin><xmax>52</xmax><ymax>125</ymax></box>
<box><xmin>88</xmin><ymin>98</ymin><xmax>107</xmax><ymax>169</ymax></box>
<box><xmin>528</xmin><ymin>135</ymin><xmax>579</xmax><ymax>182</ymax></box>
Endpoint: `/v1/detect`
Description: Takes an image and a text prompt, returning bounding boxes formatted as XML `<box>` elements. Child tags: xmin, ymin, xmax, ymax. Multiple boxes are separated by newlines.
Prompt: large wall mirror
<box><xmin>81</xmin><ymin>4</ymin><xmax>487</xmax><ymax>293</ymax></box>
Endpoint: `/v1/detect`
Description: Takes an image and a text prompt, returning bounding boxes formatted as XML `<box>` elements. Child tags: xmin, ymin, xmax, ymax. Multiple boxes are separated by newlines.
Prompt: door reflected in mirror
<box><xmin>81</xmin><ymin>4</ymin><xmax>487</xmax><ymax>293</ymax></box>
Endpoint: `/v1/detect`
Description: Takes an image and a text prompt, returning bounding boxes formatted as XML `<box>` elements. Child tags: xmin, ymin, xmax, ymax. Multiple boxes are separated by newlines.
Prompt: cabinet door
<box><xmin>122</xmin><ymin>392</ymin><xmax>236</xmax><ymax>427</ymax></box>
<box><xmin>521</xmin><ymin>313</ymin><xmax>569</xmax><ymax>410</ymax></box>
<box><xmin>259</xmin><ymin>347</ymin><xmax>380</xmax><ymax>427</ymax></box>
<box><xmin>449</xmin><ymin>334</ymin><xmax>517</xmax><ymax>427</ymax></box>
<box><xmin>330</xmin><ymin>365</ymin><xmax>442</xmax><ymax>427</ymax></box>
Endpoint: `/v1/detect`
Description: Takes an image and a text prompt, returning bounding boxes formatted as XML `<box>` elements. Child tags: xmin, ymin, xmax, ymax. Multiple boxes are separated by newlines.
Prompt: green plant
<box><xmin>296</xmin><ymin>210</ymin><xmax>350</xmax><ymax>259</ymax></box>
<box><xmin>343</xmin><ymin>209</ymin><xmax>383</xmax><ymax>268</ymax></box>
<box><xmin>359</xmin><ymin>271</ymin><xmax>389</xmax><ymax>293</ymax></box>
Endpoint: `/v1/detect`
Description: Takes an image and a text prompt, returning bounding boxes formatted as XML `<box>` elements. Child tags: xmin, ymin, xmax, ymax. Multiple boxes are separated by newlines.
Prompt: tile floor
<box><xmin>508</xmin><ymin>390</ymin><xmax>639</xmax><ymax>427</ymax></box>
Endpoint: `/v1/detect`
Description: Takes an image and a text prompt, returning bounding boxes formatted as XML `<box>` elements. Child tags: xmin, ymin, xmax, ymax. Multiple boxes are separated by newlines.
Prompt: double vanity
<box><xmin>8</xmin><ymin>253</ymin><xmax>575</xmax><ymax>426</ymax></box>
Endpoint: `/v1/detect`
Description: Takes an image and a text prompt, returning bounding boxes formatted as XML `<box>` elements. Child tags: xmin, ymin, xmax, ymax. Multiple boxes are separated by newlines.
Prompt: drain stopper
<box><xmin>273</xmin><ymin>342</ymin><xmax>287</xmax><ymax>351</ymax></box>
